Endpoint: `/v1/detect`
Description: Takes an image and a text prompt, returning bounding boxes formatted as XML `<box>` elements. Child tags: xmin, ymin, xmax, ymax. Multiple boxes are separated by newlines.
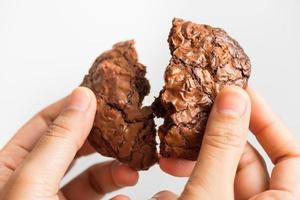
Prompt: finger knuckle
<box><xmin>272</xmin><ymin>138</ymin><xmax>300</xmax><ymax>164</ymax></box>
<box><xmin>43</xmin><ymin>119</ymin><xmax>80</xmax><ymax>149</ymax></box>
<box><xmin>48</xmin><ymin>120</ymin><xmax>72</xmax><ymax>138</ymax></box>
<box><xmin>204</xmin><ymin>124</ymin><xmax>244</xmax><ymax>149</ymax></box>
<box><xmin>0</xmin><ymin>144</ymin><xmax>30</xmax><ymax>173</ymax></box>
<box><xmin>0</xmin><ymin>155</ymin><xmax>15</xmax><ymax>172</ymax></box>
<box><xmin>181</xmin><ymin>181</ymin><xmax>206</xmax><ymax>199</ymax></box>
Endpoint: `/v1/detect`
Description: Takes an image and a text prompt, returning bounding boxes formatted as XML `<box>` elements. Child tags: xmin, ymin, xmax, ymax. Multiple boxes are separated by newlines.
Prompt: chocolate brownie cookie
<box><xmin>81</xmin><ymin>41</ymin><xmax>158</xmax><ymax>170</ymax></box>
<box><xmin>152</xmin><ymin>18</ymin><xmax>251</xmax><ymax>160</ymax></box>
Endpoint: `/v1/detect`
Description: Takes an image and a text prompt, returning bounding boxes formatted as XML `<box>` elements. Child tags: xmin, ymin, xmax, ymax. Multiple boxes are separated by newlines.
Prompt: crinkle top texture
<box><xmin>152</xmin><ymin>18</ymin><xmax>251</xmax><ymax>160</ymax></box>
<box><xmin>81</xmin><ymin>41</ymin><xmax>157</xmax><ymax>170</ymax></box>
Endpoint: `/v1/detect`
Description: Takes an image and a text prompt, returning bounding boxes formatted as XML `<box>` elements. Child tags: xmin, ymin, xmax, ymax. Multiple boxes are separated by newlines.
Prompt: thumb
<box><xmin>180</xmin><ymin>86</ymin><xmax>251</xmax><ymax>200</ymax></box>
<box><xmin>5</xmin><ymin>87</ymin><xmax>96</xmax><ymax>198</ymax></box>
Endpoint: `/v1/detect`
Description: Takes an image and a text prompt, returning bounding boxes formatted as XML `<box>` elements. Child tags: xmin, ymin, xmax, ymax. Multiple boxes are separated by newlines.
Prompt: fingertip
<box><xmin>218</xmin><ymin>86</ymin><xmax>250</xmax><ymax>105</ymax></box>
<box><xmin>68</xmin><ymin>87</ymin><xmax>96</xmax><ymax>133</ymax></box>
<box><xmin>159</xmin><ymin>158</ymin><xmax>178</xmax><ymax>176</ymax></box>
<box><xmin>159</xmin><ymin>158</ymin><xmax>175</xmax><ymax>176</ymax></box>
<box><xmin>77</xmin><ymin>86</ymin><xmax>95</xmax><ymax>98</ymax></box>
<box><xmin>221</xmin><ymin>85</ymin><xmax>249</xmax><ymax>94</ymax></box>
<box><xmin>159</xmin><ymin>158</ymin><xmax>195</xmax><ymax>177</ymax></box>
<box><xmin>150</xmin><ymin>190</ymin><xmax>178</xmax><ymax>200</ymax></box>
<box><xmin>213</xmin><ymin>85</ymin><xmax>251</xmax><ymax>120</ymax></box>
<box><xmin>112</xmin><ymin>162</ymin><xmax>139</xmax><ymax>187</ymax></box>
<box><xmin>76</xmin><ymin>86</ymin><xmax>97</xmax><ymax>109</ymax></box>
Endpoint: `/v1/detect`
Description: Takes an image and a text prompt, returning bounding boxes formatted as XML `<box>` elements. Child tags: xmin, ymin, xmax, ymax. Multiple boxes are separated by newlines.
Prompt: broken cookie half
<box><xmin>81</xmin><ymin>41</ymin><xmax>158</xmax><ymax>170</ymax></box>
<box><xmin>152</xmin><ymin>18</ymin><xmax>251</xmax><ymax>160</ymax></box>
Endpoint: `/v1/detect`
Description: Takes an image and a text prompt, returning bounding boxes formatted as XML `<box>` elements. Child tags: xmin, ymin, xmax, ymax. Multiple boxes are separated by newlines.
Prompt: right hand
<box><xmin>153</xmin><ymin>87</ymin><xmax>300</xmax><ymax>200</ymax></box>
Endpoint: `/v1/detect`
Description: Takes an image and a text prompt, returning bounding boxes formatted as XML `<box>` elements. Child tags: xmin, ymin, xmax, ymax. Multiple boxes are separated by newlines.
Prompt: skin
<box><xmin>0</xmin><ymin>86</ymin><xmax>299</xmax><ymax>199</ymax></box>
<box><xmin>149</xmin><ymin>87</ymin><xmax>300</xmax><ymax>200</ymax></box>
<box><xmin>0</xmin><ymin>87</ymin><xmax>138</xmax><ymax>200</ymax></box>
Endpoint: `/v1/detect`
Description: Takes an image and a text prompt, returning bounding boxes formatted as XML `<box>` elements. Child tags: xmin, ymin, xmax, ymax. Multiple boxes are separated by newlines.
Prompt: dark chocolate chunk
<box><xmin>152</xmin><ymin>18</ymin><xmax>251</xmax><ymax>160</ymax></box>
<box><xmin>81</xmin><ymin>40</ymin><xmax>158</xmax><ymax>170</ymax></box>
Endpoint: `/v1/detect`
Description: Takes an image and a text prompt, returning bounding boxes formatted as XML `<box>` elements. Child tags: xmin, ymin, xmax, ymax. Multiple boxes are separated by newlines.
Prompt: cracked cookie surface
<box><xmin>81</xmin><ymin>40</ymin><xmax>158</xmax><ymax>170</ymax></box>
<box><xmin>152</xmin><ymin>18</ymin><xmax>251</xmax><ymax>160</ymax></box>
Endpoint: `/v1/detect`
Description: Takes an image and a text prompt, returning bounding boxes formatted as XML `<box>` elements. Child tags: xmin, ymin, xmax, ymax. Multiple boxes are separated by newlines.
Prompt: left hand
<box><xmin>0</xmin><ymin>87</ymin><xmax>138</xmax><ymax>200</ymax></box>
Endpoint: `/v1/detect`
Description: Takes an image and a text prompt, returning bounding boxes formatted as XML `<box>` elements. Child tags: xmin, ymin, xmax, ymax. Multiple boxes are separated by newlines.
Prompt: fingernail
<box><xmin>216</xmin><ymin>87</ymin><xmax>248</xmax><ymax>117</ymax></box>
<box><xmin>67</xmin><ymin>87</ymin><xmax>92</xmax><ymax>112</ymax></box>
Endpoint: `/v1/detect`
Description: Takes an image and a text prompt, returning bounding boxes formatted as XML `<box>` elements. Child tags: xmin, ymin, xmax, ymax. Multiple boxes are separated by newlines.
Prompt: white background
<box><xmin>0</xmin><ymin>0</ymin><xmax>299</xmax><ymax>199</ymax></box>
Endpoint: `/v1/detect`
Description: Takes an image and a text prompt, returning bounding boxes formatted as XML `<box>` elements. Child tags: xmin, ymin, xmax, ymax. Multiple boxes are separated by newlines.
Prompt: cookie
<box><xmin>81</xmin><ymin>41</ymin><xmax>158</xmax><ymax>170</ymax></box>
<box><xmin>152</xmin><ymin>18</ymin><xmax>251</xmax><ymax>160</ymax></box>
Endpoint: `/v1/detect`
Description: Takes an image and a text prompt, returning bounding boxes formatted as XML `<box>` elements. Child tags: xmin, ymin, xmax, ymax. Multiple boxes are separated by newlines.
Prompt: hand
<box><xmin>151</xmin><ymin>86</ymin><xmax>300</xmax><ymax>199</ymax></box>
<box><xmin>0</xmin><ymin>87</ymin><xmax>138</xmax><ymax>200</ymax></box>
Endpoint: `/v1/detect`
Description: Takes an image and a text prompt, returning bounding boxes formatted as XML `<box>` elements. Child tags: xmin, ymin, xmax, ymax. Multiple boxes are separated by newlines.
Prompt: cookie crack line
<box><xmin>106</xmin><ymin>102</ymin><xmax>146</xmax><ymax>124</ymax></box>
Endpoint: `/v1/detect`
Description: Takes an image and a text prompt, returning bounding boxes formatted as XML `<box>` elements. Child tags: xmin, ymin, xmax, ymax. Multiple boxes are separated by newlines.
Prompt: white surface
<box><xmin>0</xmin><ymin>0</ymin><xmax>299</xmax><ymax>199</ymax></box>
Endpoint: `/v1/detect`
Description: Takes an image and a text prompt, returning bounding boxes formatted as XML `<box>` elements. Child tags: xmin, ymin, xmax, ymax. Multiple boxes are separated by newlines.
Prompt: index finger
<box><xmin>247</xmin><ymin>88</ymin><xmax>300</xmax><ymax>164</ymax></box>
<box><xmin>248</xmin><ymin>88</ymin><xmax>300</xmax><ymax>198</ymax></box>
<box><xmin>0</xmin><ymin>95</ymin><xmax>68</xmax><ymax>189</ymax></box>
<box><xmin>2</xmin><ymin>96</ymin><xmax>68</xmax><ymax>154</ymax></box>
<box><xmin>2</xmin><ymin>88</ymin><xmax>97</xmax><ymax>197</ymax></box>
<box><xmin>0</xmin><ymin>89</ymin><xmax>95</xmax><ymax>176</ymax></box>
